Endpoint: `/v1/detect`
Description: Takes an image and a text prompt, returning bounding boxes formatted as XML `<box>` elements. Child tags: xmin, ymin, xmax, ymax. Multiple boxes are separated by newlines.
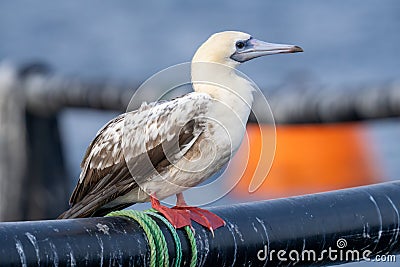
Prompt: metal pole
<box><xmin>0</xmin><ymin>64</ymin><xmax>27</xmax><ymax>221</ymax></box>
<box><xmin>20</xmin><ymin>64</ymin><xmax>70</xmax><ymax>220</ymax></box>
<box><xmin>14</xmin><ymin>63</ymin><xmax>400</xmax><ymax>124</ymax></box>
<box><xmin>0</xmin><ymin>181</ymin><xmax>399</xmax><ymax>266</ymax></box>
<box><xmin>263</xmin><ymin>82</ymin><xmax>400</xmax><ymax>124</ymax></box>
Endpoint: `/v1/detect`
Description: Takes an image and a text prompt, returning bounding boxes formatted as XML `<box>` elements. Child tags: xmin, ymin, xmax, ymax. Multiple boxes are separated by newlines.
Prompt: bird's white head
<box><xmin>192</xmin><ymin>31</ymin><xmax>303</xmax><ymax>68</ymax></box>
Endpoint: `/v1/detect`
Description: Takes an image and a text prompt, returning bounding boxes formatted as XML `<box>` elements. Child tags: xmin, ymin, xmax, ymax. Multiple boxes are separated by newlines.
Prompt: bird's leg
<box><xmin>176</xmin><ymin>192</ymin><xmax>188</xmax><ymax>206</ymax></box>
<box><xmin>173</xmin><ymin>193</ymin><xmax>225</xmax><ymax>232</ymax></box>
<box><xmin>150</xmin><ymin>194</ymin><xmax>191</xmax><ymax>229</ymax></box>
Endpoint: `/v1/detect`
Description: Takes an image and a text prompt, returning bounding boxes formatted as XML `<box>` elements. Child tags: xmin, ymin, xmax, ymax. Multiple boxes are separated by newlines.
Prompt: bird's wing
<box><xmin>65</xmin><ymin>92</ymin><xmax>211</xmax><ymax>217</ymax></box>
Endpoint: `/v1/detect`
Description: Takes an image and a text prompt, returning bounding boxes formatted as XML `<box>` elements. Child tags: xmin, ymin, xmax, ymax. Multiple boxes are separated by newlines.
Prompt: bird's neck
<box><xmin>191</xmin><ymin>64</ymin><xmax>254</xmax><ymax>120</ymax></box>
<box><xmin>193</xmin><ymin>78</ymin><xmax>254</xmax><ymax>120</ymax></box>
<box><xmin>191</xmin><ymin>64</ymin><xmax>254</xmax><ymax>152</ymax></box>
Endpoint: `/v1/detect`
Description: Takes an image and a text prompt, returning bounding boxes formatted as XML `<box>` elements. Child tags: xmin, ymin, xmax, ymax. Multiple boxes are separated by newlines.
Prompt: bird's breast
<box><xmin>204</xmin><ymin>98</ymin><xmax>250</xmax><ymax>153</ymax></box>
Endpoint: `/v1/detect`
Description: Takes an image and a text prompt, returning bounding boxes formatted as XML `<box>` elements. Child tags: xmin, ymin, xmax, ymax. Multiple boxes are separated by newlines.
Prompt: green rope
<box><xmin>145</xmin><ymin>209</ymin><xmax>182</xmax><ymax>267</ymax></box>
<box><xmin>184</xmin><ymin>225</ymin><xmax>198</xmax><ymax>267</ymax></box>
<box><xmin>106</xmin><ymin>209</ymin><xmax>198</xmax><ymax>267</ymax></box>
<box><xmin>106</xmin><ymin>210</ymin><xmax>168</xmax><ymax>267</ymax></box>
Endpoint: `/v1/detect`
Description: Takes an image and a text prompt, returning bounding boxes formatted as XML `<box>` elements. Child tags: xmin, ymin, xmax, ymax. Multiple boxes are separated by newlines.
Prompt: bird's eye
<box><xmin>236</xmin><ymin>41</ymin><xmax>245</xmax><ymax>49</ymax></box>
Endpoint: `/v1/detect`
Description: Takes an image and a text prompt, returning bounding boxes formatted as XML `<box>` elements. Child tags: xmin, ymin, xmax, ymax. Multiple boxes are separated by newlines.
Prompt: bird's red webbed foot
<box><xmin>173</xmin><ymin>193</ymin><xmax>225</xmax><ymax>232</ymax></box>
<box><xmin>151</xmin><ymin>196</ymin><xmax>191</xmax><ymax>229</ymax></box>
<box><xmin>150</xmin><ymin>193</ymin><xmax>225</xmax><ymax>232</ymax></box>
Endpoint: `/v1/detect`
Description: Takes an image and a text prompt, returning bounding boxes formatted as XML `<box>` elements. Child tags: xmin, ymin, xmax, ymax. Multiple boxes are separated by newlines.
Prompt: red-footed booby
<box><xmin>59</xmin><ymin>31</ymin><xmax>303</xmax><ymax>231</ymax></box>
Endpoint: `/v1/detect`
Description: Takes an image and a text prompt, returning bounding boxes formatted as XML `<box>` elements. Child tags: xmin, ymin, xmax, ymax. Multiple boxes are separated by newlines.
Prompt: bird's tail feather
<box><xmin>57</xmin><ymin>203</ymin><xmax>93</xmax><ymax>219</ymax></box>
<box><xmin>58</xmin><ymin>202</ymin><xmax>134</xmax><ymax>219</ymax></box>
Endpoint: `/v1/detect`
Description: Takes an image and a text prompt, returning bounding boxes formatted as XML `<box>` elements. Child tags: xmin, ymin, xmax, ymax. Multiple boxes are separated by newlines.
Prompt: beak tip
<box><xmin>292</xmin><ymin>46</ymin><xmax>304</xmax><ymax>53</ymax></box>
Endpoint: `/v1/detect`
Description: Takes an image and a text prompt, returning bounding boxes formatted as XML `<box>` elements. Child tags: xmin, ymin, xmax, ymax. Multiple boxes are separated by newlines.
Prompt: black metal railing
<box><xmin>0</xmin><ymin>181</ymin><xmax>399</xmax><ymax>266</ymax></box>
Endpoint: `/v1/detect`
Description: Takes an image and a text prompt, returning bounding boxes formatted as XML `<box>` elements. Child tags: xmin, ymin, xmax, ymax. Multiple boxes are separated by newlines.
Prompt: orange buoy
<box><xmin>230</xmin><ymin>123</ymin><xmax>382</xmax><ymax>199</ymax></box>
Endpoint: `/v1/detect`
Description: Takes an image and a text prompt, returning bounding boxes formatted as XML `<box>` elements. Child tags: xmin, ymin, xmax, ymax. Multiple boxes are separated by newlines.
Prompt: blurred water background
<box><xmin>0</xmin><ymin>1</ymin><xmax>399</xmax><ymax>265</ymax></box>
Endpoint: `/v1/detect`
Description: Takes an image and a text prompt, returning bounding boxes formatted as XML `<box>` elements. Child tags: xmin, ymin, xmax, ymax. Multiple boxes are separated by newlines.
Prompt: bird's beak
<box><xmin>231</xmin><ymin>38</ymin><xmax>303</xmax><ymax>63</ymax></box>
